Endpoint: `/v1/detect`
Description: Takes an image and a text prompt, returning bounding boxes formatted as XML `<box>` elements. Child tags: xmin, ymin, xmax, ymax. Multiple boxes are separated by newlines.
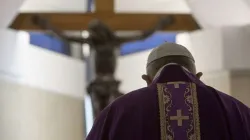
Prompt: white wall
<box><xmin>117</xmin><ymin>50</ymin><xmax>151</xmax><ymax>93</ymax></box>
<box><xmin>231</xmin><ymin>70</ymin><xmax>250</xmax><ymax>107</ymax></box>
<box><xmin>0</xmin><ymin>80</ymin><xmax>84</xmax><ymax>140</ymax></box>
<box><xmin>0</xmin><ymin>29</ymin><xmax>86</xmax><ymax>140</ymax></box>
<box><xmin>177</xmin><ymin>30</ymin><xmax>225</xmax><ymax>72</ymax></box>
<box><xmin>176</xmin><ymin>25</ymin><xmax>250</xmax><ymax>72</ymax></box>
<box><xmin>0</xmin><ymin>30</ymin><xmax>85</xmax><ymax>98</ymax></box>
<box><xmin>176</xmin><ymin>32</ymin><xmax>194</xmax><ymax>54</ymax></box>
<box><xmin>223</xmin><ymin>25</ymin><xmax>250</xmax><ymax>70</ymax></box>
<box><xmin>189</xmin><ymin>29</ymin><xmax>225</xmax><ymax>72</ymax></box>
<box><xmin>187</xmin><ymin>0</ymin><xmax>250</xmax><ymax>28</ymax></box>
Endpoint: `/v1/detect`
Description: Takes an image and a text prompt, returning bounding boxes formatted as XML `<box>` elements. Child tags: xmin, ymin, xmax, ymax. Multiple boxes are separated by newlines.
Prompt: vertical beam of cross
<box><xmin>95</xmin><ymin>0</ymin><xmax>114</xmax><ymax>13</ymax></box>
<box><xmin>85</xmin><ymin>0</ymin><xmax>95</xmax><ymax>136</ymax></box>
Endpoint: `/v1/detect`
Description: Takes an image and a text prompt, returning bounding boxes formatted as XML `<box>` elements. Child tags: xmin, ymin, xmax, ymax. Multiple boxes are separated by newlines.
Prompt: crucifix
<box><xmin>10</xmin><ymin>0</ymin><xmax>200</xmax><ymax>118</ymax></box>
<box><xmin>28</xmin><ymin>11</ymin><xmax>174</xmax><ymax>118</ymax></box>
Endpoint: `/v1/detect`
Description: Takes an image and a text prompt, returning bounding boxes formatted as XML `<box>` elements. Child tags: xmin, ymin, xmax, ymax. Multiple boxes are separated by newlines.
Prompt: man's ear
<box><xmin>141</xmin><ymin>74</ymin><xmax>152</xmax><ymax>86</ymax></box>
<box><xmin>196</xmin><ymin>72</ymin><xmax>203</xmax><ymax>79</ymax></box>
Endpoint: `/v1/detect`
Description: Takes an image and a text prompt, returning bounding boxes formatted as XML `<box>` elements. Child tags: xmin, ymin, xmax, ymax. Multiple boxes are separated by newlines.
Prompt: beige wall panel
<box><xmin>0</xmin><ymin>79</ymin><xmax>84</xmax><ymax>140</ymax></box>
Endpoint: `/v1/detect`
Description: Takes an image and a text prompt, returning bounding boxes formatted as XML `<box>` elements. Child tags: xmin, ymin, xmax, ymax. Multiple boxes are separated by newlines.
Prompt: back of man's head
<box><xmin>146</xmin><ymin>42</ymin><xmax>196</xmax><ymax>79</ymax></box>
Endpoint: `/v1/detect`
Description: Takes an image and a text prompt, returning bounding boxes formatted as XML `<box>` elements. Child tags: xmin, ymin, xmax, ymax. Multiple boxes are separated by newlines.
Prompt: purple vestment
<box><xmin>86</xmin><ymin>65</ymin><xmax>250</xmax><ymax>140</ymax></box>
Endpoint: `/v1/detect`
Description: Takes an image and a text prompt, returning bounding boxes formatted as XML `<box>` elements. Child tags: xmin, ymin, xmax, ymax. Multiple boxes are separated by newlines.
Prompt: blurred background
<box><xmin>1</xmin><ymin>0</ymin><xmax>250</xmax><ymax>139</ymax></box>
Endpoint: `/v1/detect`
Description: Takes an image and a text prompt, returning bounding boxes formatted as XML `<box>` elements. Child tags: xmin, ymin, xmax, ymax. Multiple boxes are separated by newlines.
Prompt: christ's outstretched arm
<box><xmin>116</xmin><ymin>16</ymin><xmax>174</xmax><ymax>44</ymax></box>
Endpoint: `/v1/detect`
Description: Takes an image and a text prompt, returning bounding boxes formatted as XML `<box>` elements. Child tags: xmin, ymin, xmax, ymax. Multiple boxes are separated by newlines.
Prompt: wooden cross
<box><xmin>170</xmin><ymin>109</ymin><xmax>189</xmax><ymax>126</ymax></box>
<box><xmin>10</xmin><ymin>0</ymin><xmax>199</xmax><ymax>31</ymax></box>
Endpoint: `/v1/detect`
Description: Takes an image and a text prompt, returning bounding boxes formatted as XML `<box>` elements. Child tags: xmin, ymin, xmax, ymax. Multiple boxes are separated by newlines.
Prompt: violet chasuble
<box><xmin>86</xmin><ymin>65</ymin><xmax>250</xmax><ymax>140</ymax></box>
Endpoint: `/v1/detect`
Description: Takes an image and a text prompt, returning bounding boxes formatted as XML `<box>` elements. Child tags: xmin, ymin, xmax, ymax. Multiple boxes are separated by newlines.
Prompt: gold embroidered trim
<box><xmin>191</xmin><ymin>83</ymin><xmax>201</xmax><ymax>140</ymax></box>
<box><xmin>157</xmin><ymin>82</ymin><xmax>201</xmax><ymax>140</ymax></box>
<box><xmin>157</xmin><ymin>84</ymin><xmax>167</xmax><ymax>140</ymax></box>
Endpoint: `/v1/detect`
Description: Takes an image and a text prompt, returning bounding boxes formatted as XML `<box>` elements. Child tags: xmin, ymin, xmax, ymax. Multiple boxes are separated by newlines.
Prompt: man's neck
<box><xmin>153</xmin><ymin>63</ymin><xmax>189</xmax><ymax>80</ymax></box>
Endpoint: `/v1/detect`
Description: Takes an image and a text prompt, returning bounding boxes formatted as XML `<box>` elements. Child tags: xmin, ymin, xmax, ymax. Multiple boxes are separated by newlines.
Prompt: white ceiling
<box><xmin>19</xmin><ymin>0</ymin><xmax>190</xmax><ymax>13</ymax></box>
<box><xmin>2</xmin><ymin>0</ymin><xmax>250</xmax><ymax>29</ymax></box>
<box><xmin>115</xmin><ymin>0</ymin><xmax>191</xmax><ymax>13</ymax></box>
<box><xmin>187</xmin><ymin>0</ymin><xmax>250</xmax><ymax>28</ymax></box>
<box><xmin>20</xmin><ymin>0</ymin><xmax>87</xmax><ymax>12</ymax></box>
<box><xmin>0</xmin><ymin>0</ymin><xmax>24</xmax><ymax>28</ymax></box>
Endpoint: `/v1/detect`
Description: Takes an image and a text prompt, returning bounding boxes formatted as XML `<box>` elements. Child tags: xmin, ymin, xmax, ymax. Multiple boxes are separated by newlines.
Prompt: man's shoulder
<box><xmin>206</xmin><ymin>85</ymin><xmax>250</xmax><ymax>111</ymax></box>
<box><xmin>205</xmin><ymin>86</ymin><xmax>250</xmax><ymax>136</ymax></box>
<box><xmin>111</xmin><ymin>86</ymin><xmax>156</xmax><ymax>108</ymax></box>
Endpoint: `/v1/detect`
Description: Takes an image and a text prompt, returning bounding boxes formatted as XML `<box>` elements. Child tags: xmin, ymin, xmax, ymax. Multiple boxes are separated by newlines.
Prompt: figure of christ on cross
<box><xmin>31</xmin><ymin>15</ymin><xmax>174</xmax><ymax>118</ymax></box>
<box><xmin>16</xmin><ymin>0</ymin><xmax>200</xmax><ymax>118</ymax></box>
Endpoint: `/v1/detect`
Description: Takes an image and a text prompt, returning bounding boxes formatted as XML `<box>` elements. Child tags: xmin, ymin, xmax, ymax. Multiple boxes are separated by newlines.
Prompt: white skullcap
<box><xmin>147</xmin><ymin>42</ymin><xmax>195</xmax><ymax>66</ymax></box>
